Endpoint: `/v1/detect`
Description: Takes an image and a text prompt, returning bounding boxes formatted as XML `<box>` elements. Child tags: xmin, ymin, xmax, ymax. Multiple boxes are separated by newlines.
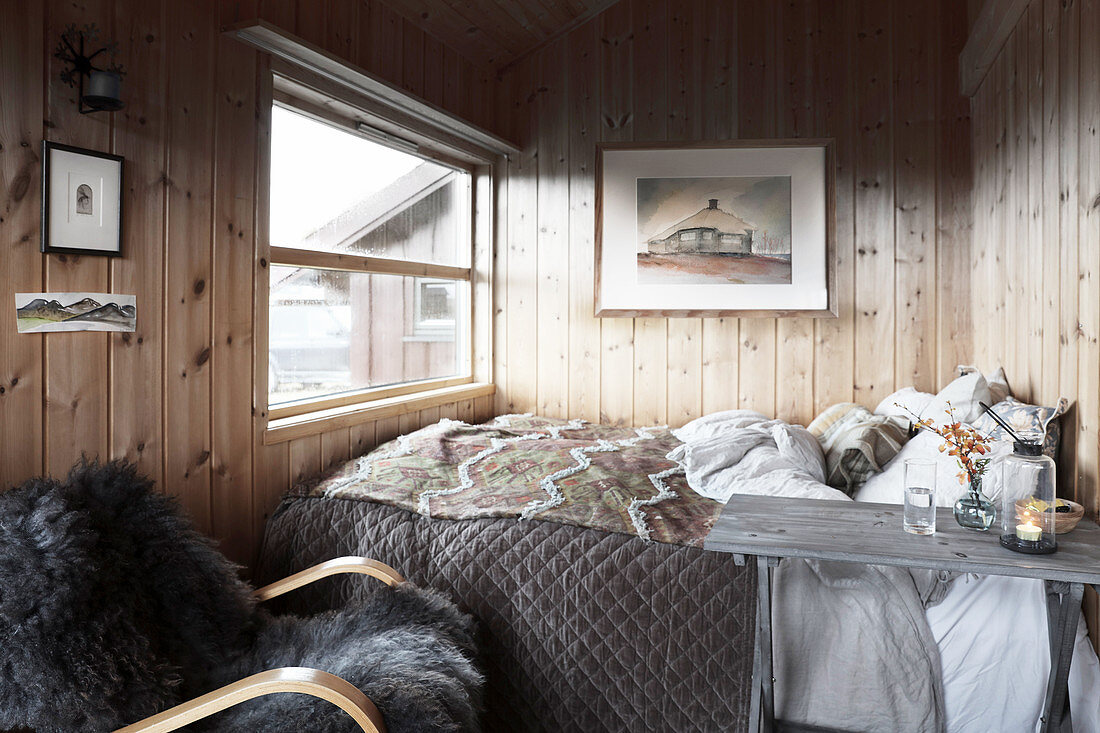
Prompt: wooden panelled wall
<box><xmin>0</xmin><ymin>0</ymin><xmax>495</xmax><ymax>567</ymax></box>
<box><xmin>969</xmin><ymin>0</ymin><xmax>1100</xmax><ymax>534</ymax></box>
<box><xmin>491</xmin><ymin>0</ymin><xmax>973</xmax><ymax>430</ymax></box>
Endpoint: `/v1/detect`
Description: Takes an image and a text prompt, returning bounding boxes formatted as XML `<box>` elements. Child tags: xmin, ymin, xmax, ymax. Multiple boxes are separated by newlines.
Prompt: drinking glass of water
<box><xmin>904</xmin><ymin>459</ymin><xmax>936</xmax><ymax>535</ymax></box>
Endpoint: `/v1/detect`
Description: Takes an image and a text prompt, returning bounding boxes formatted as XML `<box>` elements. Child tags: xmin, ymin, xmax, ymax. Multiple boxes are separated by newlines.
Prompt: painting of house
<box><xmin>645</xmin><ymin>198</ymin><xmax>756</xmax><ymax>255</ymax></box>
<box><xmin>636</xmin><ymin>175</ymin><xmax>793</xmax><ymax>285</ymax></box>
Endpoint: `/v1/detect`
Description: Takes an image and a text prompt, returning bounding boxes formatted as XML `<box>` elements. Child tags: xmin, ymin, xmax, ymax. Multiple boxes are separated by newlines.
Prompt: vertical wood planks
<box><xmin>967</xmin><ymin>0</ymin><xmax>1100</xmax><ymax>653</ymax></box>
<box><xmin>852</xmin><ymin>0</ymin><xmax>896</xmax><ymax>408</ymax></box>
<box><xmin>491</xmin><ymin>73</ymin><xmax>511</xmax><ymax>415</ymax></box>
<box><xmin>1012</xmin><ymin>28</ymin><xmax>1029</xmax><ymax>392</ymax></box>
<box><xmin>663</xmin><ymin>0</ymin><xmax>703</xmax><ymax>426</ymax></box>
<box><xmin>936</xmin><ymin>0</ymin><xmax>974</xmax><ymax>387</ymax></box>
<box><xmin>251</xmin><ymin>54</ymin><xmax>289</xmax><ymax>562</ymax></box>
<box><xmin>566</xmin><ymin>19</ymin><xmax>602</xmax><ymax>423</ymax></box>
<box><xmin>814</xmin><ymin>0</ymin><xmax>856</xmax><ymax>411</ymax></box>
<box><xmin>350</xmin><ymin>421</ymin><xmax>376</xmax><ymax>458</ymax></box>
<box><xmin>1025</xmin><ymin>2</ymin><xmax>1044</xmax><ymax>401</ymax></box>
<box><xmin>164</xmin><ymin>0</ymin><xmax>216</xmax><ymax>531</ymax></box>
<box><xmin>44</xmin><ymin>0</ymin><xmax>112</xmax><ymax>478</ymax></box>
<box><xmin>892</xmin><ymin>0</ymin><xmax>938</xmax><ymax>394</ymax></box>
<box><xmin>774</xmin><ymin>0</ymin><xmax>815</xmax><ymax>424</ymax></box>
<box><xmin>0</xmin><ymin>0</ymin><xmax>45</xmax><ymax>486</ymax></box>
<box><xmin>288</xmin><ymin>435</ymin><xmax>321</xmax><ymax>487</ymax></box>
<box><xmin>0</xmin><ymin>0</ymin><xmax>1014</xmax><ymax>585</ymax></box>
<box><xmin>211</xmin><ymin>26</ymin><xmax>258</xmax><ymax>565</ymax></box>
<box><xmin>989</xmin><ymin>49</ymin><xmax>1005</xmax><ymax>373</ymax></box>
<box><xmin>499</xmin><ymin>0</ymin><xmax>972</xmax><ymax>434</ymax></box>
<box><xmin>1077</xmin><ymin>0</ymin><xmax>1099</xmax><ymax>523</ymax></box>
<box><xmin>0</xmin><ymin>0</ymin><xmax>503</xmax><ymax>570</ymax></box>
<box><xmin>504</xmin><ymin>63</ymin><xmax>538</xmax><ymax>414</ymax></box>
<box><xmin>597</xmin><ymin>0</ymin><xmax>635</xmax><ymax>426</ymax></box>
<box><xmin>1057</xmin><ymin>0</ymin><xmax>1079</xmax><ymax>500</ymax></box>
<box><xmin>1040</xmin><ymin>0</ymin><xmax>1061</xmax><ymax>403</ymax></box>
<box><xmin>630</xmin><ymin>0</ymin><xmax>669</xmax><ymax>427</ymax></box>
<box><xmin>110</xmin><ymin>0</ymin><xmax>166</xmax><ymax>487</ymax></box>
<box><xmin>535</xmin><ymin>38</ymin><xmax>569</xmax><ymax>419</ymax></box>
<box><xmin>699</xmin><ymin>0</ymin><xmax>739</xmax><ymax>418</ymax></box>
<box><xmin>320</xmin><ymin>428</ymin><xmax>351</xmax><ymax>473</ymax></box>
<box><xmin>735</xmin><ymin>0</ymin><xmax>777</xmax><ymax>418</ymax></box>
<box><xmin>1077</xmin><ymin>25</ymin><xmax>1100</xmax><ymax>657</ymax></box>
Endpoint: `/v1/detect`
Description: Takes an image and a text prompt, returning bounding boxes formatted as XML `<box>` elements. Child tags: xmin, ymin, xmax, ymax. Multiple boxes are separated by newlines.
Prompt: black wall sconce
<box><xmin>54</xmin><ymin>24</ymin><xmax>125</xmax><ymax>114</ymax></box>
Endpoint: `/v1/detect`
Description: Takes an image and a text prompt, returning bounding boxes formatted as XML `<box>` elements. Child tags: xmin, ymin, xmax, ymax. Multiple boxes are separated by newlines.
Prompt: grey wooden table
<box><xmin>704</xmin><ymin>495</ymin><xmax>1100</xmax><ymax>733</ymax></box>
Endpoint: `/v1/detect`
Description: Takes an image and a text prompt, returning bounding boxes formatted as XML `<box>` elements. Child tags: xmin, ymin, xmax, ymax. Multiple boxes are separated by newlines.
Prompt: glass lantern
<box><xmin>998</xmin><ymin>434</ymin><xmax>1057</xmax><ymax>555</ymax></box>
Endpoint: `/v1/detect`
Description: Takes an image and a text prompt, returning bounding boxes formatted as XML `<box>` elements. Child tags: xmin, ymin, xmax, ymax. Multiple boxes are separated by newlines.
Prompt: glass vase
<box><xmin>954</xmin><ymin>477</ymin><xmax>996</xmax><ymax>531</ymax></box>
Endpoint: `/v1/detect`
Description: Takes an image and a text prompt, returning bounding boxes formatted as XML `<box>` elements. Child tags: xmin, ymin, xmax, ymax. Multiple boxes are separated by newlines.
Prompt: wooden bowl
<box><xmin>1015</xmin><ymin>499</ymin><xmax>1085</xmax><ymax>534</ymax></box>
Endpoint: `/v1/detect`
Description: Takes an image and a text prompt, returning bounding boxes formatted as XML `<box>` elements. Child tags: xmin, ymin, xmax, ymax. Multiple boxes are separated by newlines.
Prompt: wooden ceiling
<box><xmin>380</xmin><ymin>0</ymin><xmax>624</xmax><ymax>71</ymax></box>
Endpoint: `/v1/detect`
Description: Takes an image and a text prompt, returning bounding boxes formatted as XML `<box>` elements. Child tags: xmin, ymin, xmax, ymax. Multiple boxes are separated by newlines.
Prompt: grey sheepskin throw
<box><xmin>0</xmin><ymin>459</ymin><xmax>482</xmax><ymax>733</ymax></box>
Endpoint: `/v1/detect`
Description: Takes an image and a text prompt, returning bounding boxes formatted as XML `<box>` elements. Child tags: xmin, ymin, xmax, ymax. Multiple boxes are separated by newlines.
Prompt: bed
<box><xmin>258</xmin><ymin>403</ymin><xmax>1100</xmax><ymax>732</ymax></box>
<box><xmin>257</xmin><ymin>415</ymin><xmax>756</xmax><ymax>732</ymax></box>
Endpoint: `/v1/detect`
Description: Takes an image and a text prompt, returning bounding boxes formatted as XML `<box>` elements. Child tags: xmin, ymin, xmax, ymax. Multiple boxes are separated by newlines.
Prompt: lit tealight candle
<box><xmin>1016</xmin><ymin>522</ymin><xmax>1042</xmax><ymax>542</ymax></box>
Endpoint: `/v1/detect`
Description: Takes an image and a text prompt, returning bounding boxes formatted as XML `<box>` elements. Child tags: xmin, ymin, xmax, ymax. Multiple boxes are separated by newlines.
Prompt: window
<box><xmin>680</xmin><ymin>230</ymin><xmax>697</xmax><ymax>241</ymax></box>
<box><xmin>408</xmin><ymin>279</ymin><xmax>457</xmax><ymax>341</ymax></box>
<box><xmin>267</xmin><ymin>102</ymin><xmax>478</xmax><ymax>419</ymax></box>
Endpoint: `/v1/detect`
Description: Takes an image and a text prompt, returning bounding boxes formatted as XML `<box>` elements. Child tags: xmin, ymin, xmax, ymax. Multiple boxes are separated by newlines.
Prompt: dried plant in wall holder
<box><xmin>54</xmin><ymin>23</ymin><xmax>126</xmax><ymax>114</ymax></box>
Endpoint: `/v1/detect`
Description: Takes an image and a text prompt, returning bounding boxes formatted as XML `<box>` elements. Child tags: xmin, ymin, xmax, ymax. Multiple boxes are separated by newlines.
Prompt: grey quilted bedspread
<box><xmin>257</xmin><ymin>496</ymin><xmax>755</xmax><ymax>732</ymax></box>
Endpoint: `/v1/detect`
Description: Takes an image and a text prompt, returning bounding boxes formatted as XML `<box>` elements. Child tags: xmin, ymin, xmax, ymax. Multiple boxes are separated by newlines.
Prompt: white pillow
<box><xmin>875</xmin><ymin>387</ymin><xmax>934</xmax><ymax>419</ymax></box>
<box><xmin>854</xmin><ymin>431</ymin><xmax>1014</xmax><ymax>507</ymax></box>
<box><xmin>875</xmin><ymin>373</ymin><xmax>992</xmax><ymax>425</ymax></box>
<box><xmin>957</xmin><ymin>364</ymin><xmax>1012</xmax><ymax>404</ymax></box>
<box><xmin>921</xmin><ymin>372</ymin><xmax>992</xmax><ymax>425</ymax></box>
<box><xmin>671</xmin><ymin>409</ymin><xmax>769</xmax><ymax>444</ymax></box>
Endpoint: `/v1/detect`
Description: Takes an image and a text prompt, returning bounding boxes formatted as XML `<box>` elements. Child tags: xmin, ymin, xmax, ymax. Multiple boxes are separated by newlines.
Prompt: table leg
<box><xmin>1041</xmin><ymin>581</ymin><xmax>1084</xmax><ymax>733</ymax></box>
<box><xmin>749</xmin><ymin>589</ymin><xmax>762</xmax><ymax>733</ymax></box>
<box><xmin>756</xmin><ymin>554</ymin><xmax>774</xmax><ymax>733</ymax></box>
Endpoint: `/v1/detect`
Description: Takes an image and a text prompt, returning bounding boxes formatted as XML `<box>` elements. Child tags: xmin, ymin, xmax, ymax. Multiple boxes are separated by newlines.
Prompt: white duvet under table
<box><xmin>928</xmin><ymin>573</ymin><xmax>1100</xmax><ymax>733</ymax></box>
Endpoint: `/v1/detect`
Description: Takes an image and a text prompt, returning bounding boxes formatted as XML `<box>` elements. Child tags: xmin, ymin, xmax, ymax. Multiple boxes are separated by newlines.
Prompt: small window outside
<box><xmin>268</xmin><ymin>104</ymin><xmax>472</xmax><ymax>408</ymax></box>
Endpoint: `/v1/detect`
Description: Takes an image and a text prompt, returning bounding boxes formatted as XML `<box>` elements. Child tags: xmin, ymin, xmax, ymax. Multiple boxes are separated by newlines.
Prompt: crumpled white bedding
<box><xmin>674</xmin><ymin>409</ymin><xmax>1100</xmax><ymax>733</ymax></box>
<box><xmin>668</xmin><ymin>410</ymin><xmax>849</xmax><ymax>503</ymax></box>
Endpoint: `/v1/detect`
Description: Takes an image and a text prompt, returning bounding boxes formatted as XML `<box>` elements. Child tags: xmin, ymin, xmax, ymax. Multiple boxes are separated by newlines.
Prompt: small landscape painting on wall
<box><xmin>636</xmin><ymin>176</ymin><xmax>791</xmax><ymax>285</ymax></box>
<box><xmin>15</xmin><ymin>292</ymin><xmax>136</xmax><ymax>333</ymax></box>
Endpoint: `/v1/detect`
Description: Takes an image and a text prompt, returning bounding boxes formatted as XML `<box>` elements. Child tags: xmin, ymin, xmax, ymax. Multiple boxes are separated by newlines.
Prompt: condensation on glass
<box><xmin>269</xmin><ymin>267</ymin><xmax>467</xmax><ymax>404</ymax></box>
<box><xmin>269</xmin><ymin>105</ymin><xmax>471</xmax><ymax>267</ymax></box>
<box><xmin>269</xmin><ymin>105</ymin><xmax>472</xmax><ymax>406</ymax></box>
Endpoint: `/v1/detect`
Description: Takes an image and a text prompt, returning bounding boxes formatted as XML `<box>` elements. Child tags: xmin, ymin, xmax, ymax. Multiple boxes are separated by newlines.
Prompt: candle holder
<box><xmin>53</xmin><ymin>24</ymin><xmax>125</xmax><ymax>114</ymax></box>
<box><xmin>996</xmin><ymin>433</ymin><xmax>1057</xmax><ymax>555</ymax></box>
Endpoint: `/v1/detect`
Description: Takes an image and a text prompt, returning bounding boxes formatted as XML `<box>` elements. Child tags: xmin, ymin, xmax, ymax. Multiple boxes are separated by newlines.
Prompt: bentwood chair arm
<box><xmin>253</xmin><ymin>556</ymin><xmax>405</xmax><ymax>601</ymax></box>
<box><xmin>111</xmin><ymin>667</ymin><xmax>385</xmax><ymax>733</ymax></box>
<box><xmin>112</xmin><ymin>556</ymin><xmax>405</xmax><ymax>733</ymax></box>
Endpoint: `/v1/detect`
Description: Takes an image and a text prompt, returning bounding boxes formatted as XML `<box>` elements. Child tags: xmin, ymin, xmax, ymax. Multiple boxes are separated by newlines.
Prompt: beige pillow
<box><xmin>812</xmin><ymin>404</ymin><xmax>911</xmax><ymax>495</ymax></box>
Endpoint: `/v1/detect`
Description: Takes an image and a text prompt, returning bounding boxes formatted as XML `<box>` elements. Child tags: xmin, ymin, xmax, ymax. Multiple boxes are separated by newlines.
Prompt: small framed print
<box><xmin>41</xmin><ymin>141</ymin><xmax>124</xmax><ymax>257</ymax></box>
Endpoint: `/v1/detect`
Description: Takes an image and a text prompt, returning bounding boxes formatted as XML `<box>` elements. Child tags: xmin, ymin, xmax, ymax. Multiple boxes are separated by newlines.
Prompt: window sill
<box><xmin>263</xmin><ymin>382</ymin><xmax>495</xmax><ymax>444</ymax></box>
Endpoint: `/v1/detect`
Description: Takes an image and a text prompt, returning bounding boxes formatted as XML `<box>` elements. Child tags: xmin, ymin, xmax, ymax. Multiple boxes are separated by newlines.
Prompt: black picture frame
<box><xmin>41</xmin><ymin>140</ymin><xmax>124</xmax><ymax>257</ymax></box>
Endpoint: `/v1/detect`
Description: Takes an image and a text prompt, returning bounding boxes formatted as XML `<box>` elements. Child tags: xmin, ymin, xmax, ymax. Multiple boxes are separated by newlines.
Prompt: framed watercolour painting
<box><xmin>595</xmin><ymin>139</ymin><xmax>835</xmax><ymax>317</ymax></box>
<box><xmin>41</xmin><ymin>141</ymin><xmax>124</xmax><ymax>257</ymax></box>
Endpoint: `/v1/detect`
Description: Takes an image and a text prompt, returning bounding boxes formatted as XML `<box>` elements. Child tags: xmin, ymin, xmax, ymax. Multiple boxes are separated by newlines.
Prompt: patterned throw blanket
<box><xmin>302</xmin><ymin>414</ymin><xmax>723</xmax><ymax>547</ymax></box>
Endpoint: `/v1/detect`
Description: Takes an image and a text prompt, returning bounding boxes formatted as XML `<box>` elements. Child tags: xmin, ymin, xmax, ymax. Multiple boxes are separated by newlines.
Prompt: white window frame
<box><xmin>406</xmin><ymin>278</ymin><xmax>459</xmax><ymax>342</ymax></box>
<box><xmin>253</xmin><ymin>57</ymin><xmax>506</xmax><ymax>444</ymax></box>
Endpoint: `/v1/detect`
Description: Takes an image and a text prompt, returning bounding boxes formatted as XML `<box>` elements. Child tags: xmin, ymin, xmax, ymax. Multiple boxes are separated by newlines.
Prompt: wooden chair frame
<box><xmin>112</xmin><ymin>556</ymin><xmax>405</xmax><ymax>733</ymax></box>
